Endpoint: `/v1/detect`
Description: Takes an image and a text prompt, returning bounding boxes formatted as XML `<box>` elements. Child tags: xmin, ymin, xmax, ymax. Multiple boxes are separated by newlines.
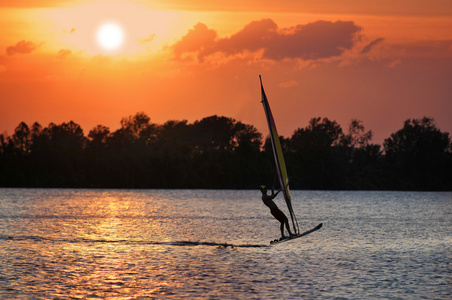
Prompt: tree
<box><xmin>383</xmin><ymin>117</ymin><xmax>451</xmax><ymax>190</ymax></box>
<box><xmin>233</xmin><ymin>121</ymin><xmax>262</xmax><ymax>152</ymax></box>
<box><xmin>1</xmin><ymin>113</ymin><xmax>450</xmax><ymax>190</ymax></box>
<box><xmin>160</xmin><ymin>120</ymin><xmax>194</xmax><ymax>187</ymax></box>
<box><xmin>341</xmin><ymin>119</ymin><xmax>373</xmax><ymax>149</ymax></box>
<box><xmin>192</xmin><ymin>115</ymin><xmax>237</xmax><ymax>152</ymax></box>
<box><xmin>338</xmin><ymin>119</ymin><xmax>383</xmax><ymax>189</ymax></box>
<box><xmin>29</xmin><ymin>121</ymin><xmax>87</xmax><ymax>187</ymax></box>
<box><xmin>192</xmin><ymin>116</ymin><xmax>240</xmax><ymax>188</ymax></box>
<box><xmin>85</xmin><ymin>125</ymin><xmax>111</xmax><ymax>187</ymax></box>
<box><xmin>12</xmin><ymin>122</ymin><xmax>32</xmax><ymax>154</ymax></box>
<box><xmin>290</xmin><ymin>117</ymin><xmax>343</xmax><ymax>152</ymax></box>
<box><xmin>288</xmin><ymin>117</ymin><xmax>344</xmax><ymax>189</ymax></box>
<box><xmin>88</xmin><ymin>125</ymin><xmax>110</xmax><ymax>147</ymax></box>
<box><xmin>231</xmin><ymin>121</ymin><xmax>264</xmax><ymax>188</ymax></box>
<box><xmin>104</xmin><ymin>113</ymin><xmax>159</xmax><ymax>188</ymax></box>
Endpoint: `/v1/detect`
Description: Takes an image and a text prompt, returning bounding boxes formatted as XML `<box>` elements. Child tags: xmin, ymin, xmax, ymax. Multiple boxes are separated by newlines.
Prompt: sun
<box><xmin>96</xmin><ymin>22</ymin><xmax>124</xmax><ymax>51</ymax></box>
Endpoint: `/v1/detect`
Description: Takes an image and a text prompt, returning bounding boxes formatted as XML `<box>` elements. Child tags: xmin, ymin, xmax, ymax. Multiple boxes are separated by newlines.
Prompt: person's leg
<box><xmin>285</xmin><ymin>220</ymin><xmax>293</xmax><ymax>236</ymax></box>
<box><xmin>280</xmin><ymin>222</ymin><xmax>285</xmax><ymax>238</ymax></box>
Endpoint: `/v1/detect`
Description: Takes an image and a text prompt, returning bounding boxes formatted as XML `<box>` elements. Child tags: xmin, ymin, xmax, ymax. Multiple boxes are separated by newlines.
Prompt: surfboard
<box><xmin>270</xmin><ymin>223</ymin><xmax>323</xmax><ymax>245</ymax></box>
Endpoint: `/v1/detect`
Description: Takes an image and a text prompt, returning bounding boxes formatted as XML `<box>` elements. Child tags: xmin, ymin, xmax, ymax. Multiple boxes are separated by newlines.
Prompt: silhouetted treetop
<box><xmin>383</xmin><ymin>117</ymin><xmax>451</xmax><ymax>190</ymax></box>
<box><xmin>289</xmin><ymin>117</ymin><xmax>343</xmax><ymax>152</ymax></box>
<box><xmin>88</xmin><ymin>125</ymin><xmax>110</xmax><ymax>147</ymax></box>
<box><xmin>0</xmin><ymin>113</ymin><xmax>450</xmax><ymax>190</ymax></box>
<box><xmin>384</xmin><ymin>117</ymin><xmax>451</xmax><ymax>159</ymax></box>
<box><xmin>341</xmin><ymin>119</ymin><xmax>373</xmax><ymax>149</ymax></box>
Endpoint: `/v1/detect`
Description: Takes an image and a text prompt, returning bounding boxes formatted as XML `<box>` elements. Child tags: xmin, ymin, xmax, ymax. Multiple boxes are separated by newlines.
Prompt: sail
<box><xmin>259</xmin><ymin>75</ymin><xmax>299</xmax><ymax>234</ymax></box>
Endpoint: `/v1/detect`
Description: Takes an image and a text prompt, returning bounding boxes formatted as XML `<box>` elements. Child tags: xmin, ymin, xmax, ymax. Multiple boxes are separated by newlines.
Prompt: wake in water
<box><xmin>160</xmin><ymin>240</ymin><xmax>268</xmax><ymax>248</ymax></box>
<box><xmin>1</xmin><ymin>234</ymin><xmax>268</xmax><ymax>248</ymax></box>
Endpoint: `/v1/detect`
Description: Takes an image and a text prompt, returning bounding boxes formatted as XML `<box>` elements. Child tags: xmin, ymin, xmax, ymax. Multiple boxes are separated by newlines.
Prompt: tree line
<box><xmin>1</xmin><ymin>113</ymin><xmax>451</xmax><ymax>190</ymax></box>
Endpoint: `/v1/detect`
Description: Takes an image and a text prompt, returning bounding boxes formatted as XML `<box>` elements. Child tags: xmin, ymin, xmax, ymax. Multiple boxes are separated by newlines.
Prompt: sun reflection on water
<box><xmin>1</xmin><ymin>189</ymin><xmax>450</xmax><ymax>299</ymax></box>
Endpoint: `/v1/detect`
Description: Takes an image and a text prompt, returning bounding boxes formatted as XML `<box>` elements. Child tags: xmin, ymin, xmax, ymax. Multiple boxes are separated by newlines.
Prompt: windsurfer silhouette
<box><xmin>260</xmin><ymin>185</ymin><xmax>293</xmax><ymax>240</ymax></box>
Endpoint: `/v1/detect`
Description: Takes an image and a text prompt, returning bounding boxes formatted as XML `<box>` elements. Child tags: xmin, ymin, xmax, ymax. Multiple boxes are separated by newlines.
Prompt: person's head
<box><xmin>260</xmin><ymin>185</ymin><xmax>267</xmax><ymax>194</ymax></box>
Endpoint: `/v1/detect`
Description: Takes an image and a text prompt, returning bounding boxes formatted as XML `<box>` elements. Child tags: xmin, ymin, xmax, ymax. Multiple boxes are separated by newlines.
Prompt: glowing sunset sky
<box><xmin>1</xmin><ymin>0</ymin><xmax>451</xmax><ymax>144</ymax></box>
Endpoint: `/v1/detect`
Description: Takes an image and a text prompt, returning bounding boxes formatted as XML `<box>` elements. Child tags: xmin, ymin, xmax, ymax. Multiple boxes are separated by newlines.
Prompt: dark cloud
<box><xmin>173</xmin><ymin>23</ymin><xmax>217</xmax><ymax>60</ymax></box>
<box><xmin>267</xmin><ymin>20</ymin><xmax>361</xmax><ymax>60</ymax></box>
<box><xmin>361</xmin><ymin>38</ymin><xmax>384</xmax><ymax>54</ymax></box>
<box><xmin>394</xmin><ymin>40</ymin><xmax>452</xmax><ymax>58</ymax></box>
<box><xmin>6</xmin><ymin>40</ymin><xmax>36</xmax><ymax>56</ymax></box>
<box><xmin>202</xmin><ymin>19</ymin><xmax>278</xmax><ymax>58</ymax></box>
<box><xmin>172</xmin><ymin>19</ymin><xmax>362</xmax><ymax>62</ymax></box>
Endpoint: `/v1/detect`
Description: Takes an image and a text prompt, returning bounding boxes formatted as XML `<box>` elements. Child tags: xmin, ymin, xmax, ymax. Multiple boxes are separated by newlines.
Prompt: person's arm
<box><xmin>271</xmin><ymin>189</ymin><xmax>281</xmax><ymax>199</ymax></box>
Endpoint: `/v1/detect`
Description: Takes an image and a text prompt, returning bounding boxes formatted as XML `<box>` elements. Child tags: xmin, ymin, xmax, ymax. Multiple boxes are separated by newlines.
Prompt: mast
<box><xmin>259</xmin><ymin>75</ymin><xmax>299</xmax><ymax>234</ymax></box>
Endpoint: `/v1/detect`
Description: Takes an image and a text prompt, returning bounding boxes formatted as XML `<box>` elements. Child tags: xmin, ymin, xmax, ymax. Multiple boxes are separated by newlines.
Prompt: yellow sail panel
<box><xmin>270</xmin><ymin>126</ymin><xmax>288</xmax><ymax>188</ymax></box>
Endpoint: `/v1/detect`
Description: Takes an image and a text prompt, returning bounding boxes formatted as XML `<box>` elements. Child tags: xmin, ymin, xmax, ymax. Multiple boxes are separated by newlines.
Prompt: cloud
<box><xmin>172</xmin><ymin>19</ymin><xmax>362</xmax><ymax>62</ymax></box>
<box><xmin>91</xmin><ymin>54</ymin><xmax>112</xmax><ymax>65</ymax></box>
<box><xmin>57</xmin><ymin>49</ymin><xmax>72</xmax><ymax>59</ymax></box>
<box><xmin>173</xmin><ymin>23</ymin><xmax>217</xmax><ymax>61</ymax></box>
<box><xmin>361</xmin><ymin>39</ymin><xmax>452</xmax><ymax>62</ymax></box>
<box><xmin>361</xmin><ymin>38</ymin><xmax>385</xmax><ymax>54</ymax></box>
<box><xmin>6</xmin><ymin>40</ymin><xmax>37</xmax><ymax>56</ymax></box>
<box><xmin>396</xmin><ymin>40</ymin><xmax>452</xmax><ymax>58</ymax></box>
<box><xmin>138</xmin><ymin>34</ymin><xmax>156</xmax><ymax>44</ymax></box>
<box><xmin>63</xmin><ymin>28</ymin><xmax>76</xmax><ymax>34</ymax></box>
<box><xmin>279</xmin><ymin>80</ymin><xmax>299</xmax><ymax>88</ymax></box>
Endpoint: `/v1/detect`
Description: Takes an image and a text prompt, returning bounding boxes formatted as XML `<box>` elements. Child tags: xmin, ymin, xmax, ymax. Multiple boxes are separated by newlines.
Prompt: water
<box><xmin>0</xmin><ymin>189</ymin><xmax>450</xmax><ymax>299</ymax></box>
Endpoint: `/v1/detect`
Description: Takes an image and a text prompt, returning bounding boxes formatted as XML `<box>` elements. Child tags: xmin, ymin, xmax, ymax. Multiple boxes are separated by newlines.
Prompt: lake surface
<box><xmin>0</xmin><ymin>189</ymin><xmax>450</xmax><ymax>299</ymax></box>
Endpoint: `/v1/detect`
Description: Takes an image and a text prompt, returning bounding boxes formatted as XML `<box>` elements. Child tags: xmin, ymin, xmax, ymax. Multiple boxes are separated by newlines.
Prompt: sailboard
<box><xmin>259</xmin><ymin>75</ymin><xmax>322</xmax><ymax>244</ymax></box>
<box><xmin>270</xmin><ymin>223</ymin><xmax>323</xmax><ymax>245</ymax></box>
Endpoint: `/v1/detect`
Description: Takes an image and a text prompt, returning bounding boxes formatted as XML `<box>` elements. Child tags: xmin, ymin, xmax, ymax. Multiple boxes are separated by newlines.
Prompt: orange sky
<box><xmin>1</xmin><ymin>0</ymin><xmax>451</xmax><ymax>145</ymax></box>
